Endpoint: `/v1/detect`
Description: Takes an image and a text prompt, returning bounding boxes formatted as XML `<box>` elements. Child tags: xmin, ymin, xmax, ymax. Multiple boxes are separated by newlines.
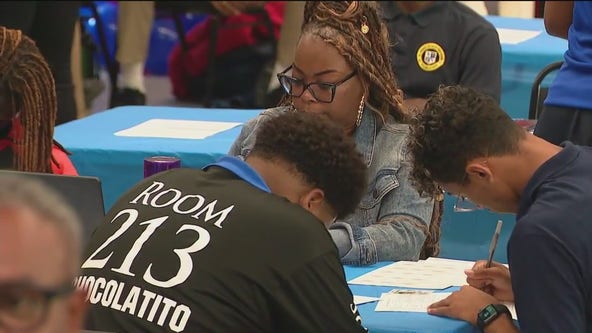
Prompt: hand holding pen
<box><xmin>464</xmin><ymin>220</ymin><xmax>515</xmax><ymax>302</ymax></box>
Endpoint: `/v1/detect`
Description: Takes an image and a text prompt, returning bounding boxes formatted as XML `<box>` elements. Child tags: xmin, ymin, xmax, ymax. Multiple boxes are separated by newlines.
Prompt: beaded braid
<box><xmin>0</xmin><ymin>26</ymin><xmax>56</xmax><ymax>173</ymax></box>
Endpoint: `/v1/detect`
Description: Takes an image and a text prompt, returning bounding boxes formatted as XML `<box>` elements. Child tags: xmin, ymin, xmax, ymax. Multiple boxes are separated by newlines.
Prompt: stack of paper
<box><xmin>348</xmin><ymin>257</ymin><xmax>475</xmax><ymax>289</ymax></box>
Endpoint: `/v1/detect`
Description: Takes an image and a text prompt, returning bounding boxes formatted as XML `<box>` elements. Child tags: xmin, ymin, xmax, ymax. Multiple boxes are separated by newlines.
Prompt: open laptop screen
<box><xmin>0</xmin><ymin>170</ymin><xmax>105</xmax><ymax>246</ymax></box>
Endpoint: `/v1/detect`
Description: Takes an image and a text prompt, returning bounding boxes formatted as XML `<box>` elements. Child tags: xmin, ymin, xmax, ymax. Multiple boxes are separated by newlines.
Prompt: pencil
<box><xmin>486</xmin><ymin>220</ymin><xmax>503</xmax><ymax>268</ymax></box>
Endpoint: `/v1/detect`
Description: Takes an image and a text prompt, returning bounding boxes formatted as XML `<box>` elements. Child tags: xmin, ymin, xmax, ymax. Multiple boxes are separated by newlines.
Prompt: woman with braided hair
<box><xmin>230</xmin><ymin>1</ymin><xmax>442</xmax><ymax>265</ymax></box>
<box><xmin>0</xmin><ymin>26</ymin><xmax>77</xmax><ymax>175</ymax></box>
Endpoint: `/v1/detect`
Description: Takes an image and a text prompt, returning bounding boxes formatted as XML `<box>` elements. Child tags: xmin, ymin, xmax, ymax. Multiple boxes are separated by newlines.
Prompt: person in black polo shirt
<box><xmin>408</xmin><ymin>85</ymin><xmax>592</xmax><ymax>332</ymax></box>
<box><xmin>380</xmin><ymin>1</ymin><xmax>501</xmax><ymax>112</ymax></box>
<box><xmin>77</xmin><ymin>111</ymin><xmax>369</xmax><ymax>333</ymax></box>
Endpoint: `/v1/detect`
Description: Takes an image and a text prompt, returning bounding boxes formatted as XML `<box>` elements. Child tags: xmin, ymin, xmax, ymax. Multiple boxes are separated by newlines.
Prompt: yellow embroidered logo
<box><xmin>416</xmin><ymin>42</ymin><xmax>445</xmax><ymax>72</ymax></box>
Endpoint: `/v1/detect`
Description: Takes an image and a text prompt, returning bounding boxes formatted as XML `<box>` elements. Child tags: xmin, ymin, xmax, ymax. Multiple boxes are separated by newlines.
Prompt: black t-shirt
<box><xmin>380</xmin><ymin>1</ymin><xmax>501</xmax><ymax>102</ymax></box>
<box><xmin>510</xmin><ymin>143</ymin><xmax>592</xmax><ymax>332</ymax></box>
<box><xmin>78</xmin><ymin>159</ymin><xmax>367</xmax><ymax>333</ymax></box>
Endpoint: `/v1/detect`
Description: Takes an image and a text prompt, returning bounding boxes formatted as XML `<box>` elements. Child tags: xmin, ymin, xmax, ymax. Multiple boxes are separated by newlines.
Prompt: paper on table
<box><xmin>114</xmin><ymin>119</ymin><xmax>243</xmax><ymax>140</ymax></box>
<box><xmin>375</xmin><ymin>292</ymin><xmax>449</xmax><ymax>312</ymax></box>
<box><xmin>353</xmin><ymin>295</ymin><xmax>380</xmax><ymax>305</ymax></box>
<box><xmin>348</xmin><ymin>258</ymin><xmax>475</xmax><ymax>289</ymax></box>
<box><xmin>375</xmin><ymin>292</ymin><xmax>518</xmax><ymax>320</ymax></box>
<box><xmin>496</xmin><ymin>28</ymin><xmax>541</xmax><ymax>45</ymax></box>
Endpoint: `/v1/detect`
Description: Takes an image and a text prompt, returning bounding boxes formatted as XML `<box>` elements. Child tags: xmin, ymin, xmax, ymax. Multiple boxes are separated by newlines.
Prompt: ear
<box><xmin>299</xmin><ymin>187</ymin><xmax>325</xmax><ymax>211</ymax></box>
<box><xmin>299</xmin><ymin>188</ymin><xmax>333</xmax><ymax>226</ymax></box>
<box><xmin>466</xmin><ymin>161</ymin><xmax>493</xmax><ymax>184</ymax></box>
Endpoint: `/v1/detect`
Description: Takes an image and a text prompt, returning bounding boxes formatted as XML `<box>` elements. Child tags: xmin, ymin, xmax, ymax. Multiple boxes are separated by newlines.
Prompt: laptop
<box><xmin>0</xmin><ymin>170</ymin><xmax>106</xmax><ymax>247</ymax></box>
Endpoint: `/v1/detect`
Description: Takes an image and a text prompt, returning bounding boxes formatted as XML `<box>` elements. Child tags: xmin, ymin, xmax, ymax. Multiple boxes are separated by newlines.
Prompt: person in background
<box><xmin>0</xmin><ymin>26</ymin><xmax>78</xmax><ymax>175</ymax></box>
<box><xmin>533</xmin><ymin>1</ymin><xmax>592</xmax><ymax>147</ymax></box>
<box><xmin>408</xmin><ymin>85</ymin><xmax>592</xmax><ymax>332</ymax></box>
<box><xmin>229</xmin><ymin>1</ymin><xmax>441</xmax><ymax>266</ymax></box>
<box><xmin>0</xmin><ymin>175</ymin><xmax>87</xmax><ymax>333</ymax></box>
<box><xmin>111</xmin><ymin>1</ymin><xmax>267</xmax><ymax>107</ymax></box>
<box><xmin>0</xmin><ymin>1</ymin><xmax>80</xmax><ymax>125</ymax></box>
<box><xmin>380</xmin><ymin>1</ymin><xmax>501</xmax><ymax>112</ymax></box>
<box><xmin>80</xmin><ymin>111</ymin><xmax>368</xmax><ymax>332</ymax></box>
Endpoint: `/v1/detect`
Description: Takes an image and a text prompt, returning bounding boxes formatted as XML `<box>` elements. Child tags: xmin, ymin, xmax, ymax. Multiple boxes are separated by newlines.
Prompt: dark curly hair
<box><xmin>250</xmin><ymin>111</ymin><xmax>367</xmax><ymax>219</ymax></box>
<box><xmin>279</xmin><ymin>1</ymin><xmax>408</xmax><ymax>124</ymax></box>
<box><xmin>408</xmin><ymin>85</ymin><xmax>526</xmax><ymax>196</ymax></box>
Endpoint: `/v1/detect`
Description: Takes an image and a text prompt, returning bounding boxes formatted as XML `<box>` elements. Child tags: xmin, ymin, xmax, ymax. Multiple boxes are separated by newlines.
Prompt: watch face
<box><xmin>478</xmin><ymin>304</ymin><xmax>497</xmax><ymax>322</ymax></box>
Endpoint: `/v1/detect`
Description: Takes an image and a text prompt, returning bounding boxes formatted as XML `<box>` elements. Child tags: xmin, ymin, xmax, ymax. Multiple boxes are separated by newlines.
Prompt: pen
<box><xmin>486</xmin><ymin>220</ymin><xmax>503</xmax><ymax>268</ymax></box>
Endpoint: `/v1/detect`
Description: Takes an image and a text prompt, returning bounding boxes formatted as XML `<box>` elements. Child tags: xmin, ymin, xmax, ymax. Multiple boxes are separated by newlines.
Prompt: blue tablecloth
<box><xmin>486</xmin><ymin>15</ymin><xmax>567</xmax><ymax>119</ymax></box>
<box><xmin>345</xmin><ymin>262</ymin><xmax>479</xmax><ymax>333</ymax></box>
<box><xmin>55</xmin><ymin>106</ymin><xmax>262</xmax><ymax>210</ymax></box>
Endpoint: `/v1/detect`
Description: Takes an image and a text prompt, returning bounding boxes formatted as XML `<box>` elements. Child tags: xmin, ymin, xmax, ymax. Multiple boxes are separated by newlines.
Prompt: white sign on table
<box><xmin>496</xmin><ymin>28</ymin><xmax>542</xmax><ymax>45</ymax></box>
<box><xmin>114</xmin><ymin>119</ymin><xmax>243</xmax><ymax>140</ymax></box>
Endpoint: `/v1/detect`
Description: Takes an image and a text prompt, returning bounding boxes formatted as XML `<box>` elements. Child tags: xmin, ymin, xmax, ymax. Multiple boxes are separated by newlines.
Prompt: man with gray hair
<box><xmin>0</xmin><ymin>175</ymin><xmax>87</xmax><ymax>332</ymax></box>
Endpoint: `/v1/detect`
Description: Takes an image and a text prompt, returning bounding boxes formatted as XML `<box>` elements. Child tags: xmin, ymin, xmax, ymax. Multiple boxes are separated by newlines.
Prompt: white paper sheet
<box><xmin>353</xmin><ymin>295</ymin><xmax>380</xmax><ymax>305</ymax></box>
<box><xmin>496</xmin><ymin>28</ymin><xmax>541</xmax><ymax>45</ymax></box>
<box><xmin>348</xmin><ymin>258</ymin><xmax>475</xmax><ymax>289</ymax></box>
<box><xmin>114</xmin><ymin>119</ymin><xmax>243</xmax><ymax>140</ymax></box>
<box><xmin>375</xmin><ymin>292</ymin><xmax>448</xmax><ymax>312</ymax></box>
<box><xmin>375</xmin><ymin>292</ymin><xmax>517</xmax><ymax>319</ymax></box>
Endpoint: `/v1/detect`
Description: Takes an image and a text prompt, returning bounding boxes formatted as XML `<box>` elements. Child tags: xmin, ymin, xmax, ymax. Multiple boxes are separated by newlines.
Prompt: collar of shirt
<box><xmin>517</xmin><ymin>142</ymin><xmax>578</xmax><ymax>217</ymax></box>
<box><xmin>380</xmin><ymin>1</ymin><xmax>448</xmax><ymax>28</ymax></box>
<box><xmin>203</xmin><ymin>155</ymin><xmax>271</xmax><ymax>193</ymax></box>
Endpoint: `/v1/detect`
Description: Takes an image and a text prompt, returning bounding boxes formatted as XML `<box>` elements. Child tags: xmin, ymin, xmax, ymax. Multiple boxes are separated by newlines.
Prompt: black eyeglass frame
<box><xmin>0</xmin><ymin>281</ymin><xmax>75</xmax><ymax>331</ymax></box>
<box><xmin>276</xmin><ymin>65</ymin><xmax>357</xmax><ymax>103</ymax></box>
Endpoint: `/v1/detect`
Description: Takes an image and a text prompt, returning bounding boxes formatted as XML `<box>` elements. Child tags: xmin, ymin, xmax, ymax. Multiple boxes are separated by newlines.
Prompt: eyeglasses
<box><xmin>276</xmin><ymin>65</ymin><xmax>356</xmax><ymax>103</ymax></box>
<box><xmin>443</xmin><ymin>174</ymin><xmax>483</xmax><ymax>213</ymax></box>
<box><xmin>0</xmin><ymin>281</ymin><xmax>74</xmax><ymax>331</ymax></box>
<box><xmin>453</xmin><ymin>195</ymin><xmax>482</xmax><ymax>213</ymax></box>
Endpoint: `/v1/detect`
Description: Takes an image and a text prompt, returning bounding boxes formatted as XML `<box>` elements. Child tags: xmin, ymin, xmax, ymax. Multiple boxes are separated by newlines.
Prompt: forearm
<box><xmin>544</xmin><ymin>1</ymin><xmax>574</xmax><ymax>39</ymax></box>
<box><xmin>330</xmin><ymin>215</ymin><xmax>428</xmax><ymax>265</ymax></box>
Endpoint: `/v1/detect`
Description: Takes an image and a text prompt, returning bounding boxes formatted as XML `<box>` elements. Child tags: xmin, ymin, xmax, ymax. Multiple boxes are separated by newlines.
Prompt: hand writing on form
<box><xmin>465</xmin><ymin>260</ymin><xmax>514</xmax><ymax>302</ymax></box>
<box><xmin>427</xmin><ymin>285</ymin><xmax>497</xmax><ymax>325</ymax></box>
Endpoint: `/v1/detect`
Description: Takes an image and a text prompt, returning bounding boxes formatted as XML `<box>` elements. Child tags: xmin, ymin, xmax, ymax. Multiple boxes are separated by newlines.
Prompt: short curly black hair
<box><xmin>251</xmin><ymin>111</ymin><xmax>367</xmax><ymax>219</ymax></box>
<box><xmin>408</xmin><ymin>85</ymin><xmax>526</xmax><ymax>196</ymax></box>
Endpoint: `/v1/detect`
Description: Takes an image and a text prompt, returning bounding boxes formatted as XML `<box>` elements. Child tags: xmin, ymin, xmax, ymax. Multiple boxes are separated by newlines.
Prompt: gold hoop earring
<box><xmin>356</xmin><ymin>94</ymin><xmax>365</xmax><ymax>127</ymax></box>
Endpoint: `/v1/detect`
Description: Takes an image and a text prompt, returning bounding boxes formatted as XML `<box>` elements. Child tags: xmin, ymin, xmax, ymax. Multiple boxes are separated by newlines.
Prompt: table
<box><xmin>344</xmin><ymin>262</ymin><xmax>479</xmax><ymax>333</ymax></box>
<box><xmin>54</xmin><ymin>106</ymin><xmax>261</xmax><ymax>210</ymax></box>
<box><xmin>486</xmin><ymin>15</ymin><xmax>567</xmax><ymax>119</ymax></box>
<box><xmin>54</xmin><ymin>105</ymin><xmax>517</xmax><ymax>264</ymax></box>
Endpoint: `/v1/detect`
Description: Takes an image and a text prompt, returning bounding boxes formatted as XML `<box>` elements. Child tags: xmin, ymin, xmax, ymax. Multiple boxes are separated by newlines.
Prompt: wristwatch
<box><xmin>476</xmin><ymin>303</ymin><xmax>511</xmax><ymax>329</ymax></box>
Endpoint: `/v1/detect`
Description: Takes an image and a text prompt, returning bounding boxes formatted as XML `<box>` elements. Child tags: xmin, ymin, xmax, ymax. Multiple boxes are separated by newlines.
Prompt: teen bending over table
<box><xmin>80</xmin><ymin>111</ymin><xmax>369</xmax><ymax>332</ymax></box>
<box><xmin>408</xmin><ymin>85</ymin><xmax>592</xmax><ymax>333</ymax></box>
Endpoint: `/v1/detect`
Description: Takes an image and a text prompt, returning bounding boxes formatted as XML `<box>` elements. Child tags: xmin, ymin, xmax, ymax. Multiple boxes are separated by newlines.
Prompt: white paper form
<box><xmin>353</xmin><ymin>295</ymin><xmax>380</xmax><ymax>305</ymax></box>
<box><xmin>496</xmin><ymin>28</ymin><xmax>541</xmax><ymax>45</ymax></box>
<box><xmin>375</xmin><ymin>292</ymin><xmax>518</xmax><ymax>320</ymax></box>
<box><xmin>348</xmin><ymin>258</ymin><xmax>475</xmax><ymax>289</ymax></box>
<box><xmin>114</xmin><ymin>119</ymin><xmax>243</xmax><ymax>140</ymax></box>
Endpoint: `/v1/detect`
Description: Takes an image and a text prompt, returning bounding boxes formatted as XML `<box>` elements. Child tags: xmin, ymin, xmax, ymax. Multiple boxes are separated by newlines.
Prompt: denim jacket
<box><xmin>228</xmin><ymin>106</ymin><xmax>434</xmax><ymax>265</ymax></box>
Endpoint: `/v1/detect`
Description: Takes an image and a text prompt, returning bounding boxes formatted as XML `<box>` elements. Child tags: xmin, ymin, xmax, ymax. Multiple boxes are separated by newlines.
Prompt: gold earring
<box><xmin>356</xmin><ymin>94</ymin><xmax>365</xmax><ymax>127</ymax></box>
<box><xmin>361</xmin><ymin>16</ymin><xmax>369</xmax><ymax>34</ymax></box>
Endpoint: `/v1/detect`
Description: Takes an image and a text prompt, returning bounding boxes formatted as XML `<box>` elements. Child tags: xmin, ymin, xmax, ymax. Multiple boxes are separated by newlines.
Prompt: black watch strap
<box><xmin>477</xmin><ymin>303</ymin><xmax>511</xmax><ymax>329</ymax></box>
